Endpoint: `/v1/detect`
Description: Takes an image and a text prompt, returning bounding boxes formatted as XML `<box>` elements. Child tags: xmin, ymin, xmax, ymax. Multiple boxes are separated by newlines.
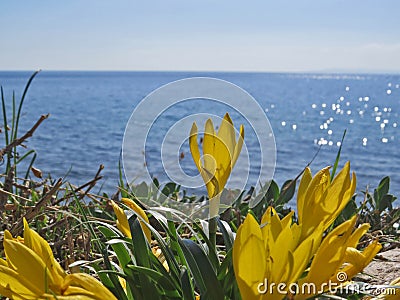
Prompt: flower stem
<box><xmin>208</xmin><ymin>194</ymin><xmax>220</xmax><ymax>252</ymax></box>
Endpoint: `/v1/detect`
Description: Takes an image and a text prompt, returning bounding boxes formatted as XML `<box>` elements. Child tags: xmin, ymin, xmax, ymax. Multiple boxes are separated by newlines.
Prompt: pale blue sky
<box><xmin>1</xmin><ymin>0</ymin><xmax>399</xmax><ymax>72</ymax></box>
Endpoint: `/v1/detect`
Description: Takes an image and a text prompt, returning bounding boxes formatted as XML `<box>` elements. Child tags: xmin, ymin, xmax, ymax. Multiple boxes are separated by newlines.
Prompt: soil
<box><xmin>356</xmin><ymin>248</ymin><xmax>400</xmax><ymax>285</ymax></box>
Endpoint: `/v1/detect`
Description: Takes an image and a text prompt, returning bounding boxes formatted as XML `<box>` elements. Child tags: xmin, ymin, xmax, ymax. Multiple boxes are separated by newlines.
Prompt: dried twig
<box><xmin>52</xmin><ymin>165</ymin><xmax>104</xmax><ymax>206</ymax></box>
<box><xmin>10</xmin><ymin>178</ymin><xmax>63</xmax><ymax>236</ymax></box>
<box><xmin>0</xmin><ymin>165</ymin><xmax>15</xmax><ymax>208</ymax></box>
<box><xmin>0</xmin><ymin>114</ymin><xmax>49</xmax><ymax>161</ymax></box>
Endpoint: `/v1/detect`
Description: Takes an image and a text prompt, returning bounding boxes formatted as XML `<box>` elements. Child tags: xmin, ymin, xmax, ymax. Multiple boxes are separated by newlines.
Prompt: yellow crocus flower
<box><xmin>297</xmin><ymin>161</ymin><xmax>356</xmax><ymax>240</ymax></box>
<box><xmin>189</xmin><ymin>113</ymin><xmax>244</xmax><ymax>216</ymax></box>
<box><xmin>0</xmin><ymin>218</ymin><xmax>116</xmax><ymax>300</ymax></box>
<box><xmin>110</xmin><ymin>198</ymin><xmax>169</xmax><ymax>272</ymax></box>
<box><xmin>110</xmin><ymin>197</ymin><xmax>151</xmax><ymax>242</ymax></box>
<box><xmin>233</xmin><ymin>164</ymin><xmax>381</xmax><ymax>300</ymax></box>
<box><xmin>233</xmin><ymin>207</ymin><xmax>322</xmax><ymax>300</ymax></box>
<box><xmin>296</xmin><ymin>216</ymin><xmax>382</xmax><ymax>299</ymax></box>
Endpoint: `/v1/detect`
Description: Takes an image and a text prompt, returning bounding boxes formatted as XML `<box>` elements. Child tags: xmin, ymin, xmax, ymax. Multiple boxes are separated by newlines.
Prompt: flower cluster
<box><xmin>233</xmin><ymin>162</ymin><xmax>382</xmax><ymax>299</ymax></box>
<box><xmin>0</xmin><ymin>218</ymin><xmax>116</xmax><ymax>299</ymax></box>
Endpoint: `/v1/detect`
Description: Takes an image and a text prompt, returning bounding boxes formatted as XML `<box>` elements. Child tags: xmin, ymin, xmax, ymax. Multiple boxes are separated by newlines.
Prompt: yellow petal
<box><xmin>299</xmin><ymin>216</ymin><xmax>356</xmax><ymax>292</ymax></box>
<box><xmin>323</xmin><ymin>162</ymin><xmax>351</xmax><ymax>213</ymax></box>
<box><xmin>110</xmin><ymin>200</ymin><xmax>131</xmax><ymax>238</ymax></box>
<box><xmin>56</xmin><ymin>286</ymin><xmax>99</xmax><ymax>299</ymax></box>
<box><xmin>203</xmin><ymin>118</ymin><xmax>216</xmax><ymax>172</ymax></box>
<box><xmin>3</xmin><ymin>239</ymin><xmax>52</xmax><ymax>296</ymax></box>
<box><xmin>232</xmin><ymin>124</ymin><xmax>244</xmax><ymax>167</ymax></box>
<box><xmin>281</xmin><ymin>210</ymin><xmax>294</xmax><ymax>230</ymax></box>
<box><xmin>303</xmin><ymin>166</ymin><xmax>331</xmax><ymax>209</ymax></box>
<box><xmin>215</xmin><ymin>114</ymin><xmax>244</xmax><ymax>191</ymax></box>
<box><xmin>269</xmin><ymin>225</ymin><xmax>293</xmax><ymax>283</ymax></box>
<box><xmin>233</xmin><ymin>214</ymin><xmax>265</xmax><ymax>300</ymax></box>
<box><xmin>44</xmin><ymin>294</ymin><xmax>105</xmax><ymax>300</ymax></box>
<box><xmin>347</xmin><ymin>223</ymin><xmax>370</xmax><ymax>248</ymax></box>
<box><xmin>217</xmin><ymin>113</ymin><xmax>235</xmax><ymax>161</ymax></box>
<box><xmin>203</xmin><ymin>118</ymin><xmax>217</xmax><ymax>197</ymax></box>
<box><xmin>288</xmin><ymin>235</ymin><xmax>314</xmax><ymax>284</ymax></box>
<box><xmin>64</xmin><ymin>273</ymin><xmax>117</xmax><ymax>300</ymax></box>
<box><xmin>189</xmin><ymin>122</ymin><xmax>202</xmax><ymax>173</ymax></box>
<box><xmin>340</xmin><ymin>240</ymin><xmax>382</xmax><ymax>280</ymax></box>
<box><xmin>0</xmin><ymin>265</ymin><xmax>40</xmax><ymax>299</ymax></box>
<box><xmin>4</xmin><ymin>230</ymin><xmax>13</xmax><ymax>241</ymax></box>
<box><xmin>322</xmin><ymin>162</ymin><xmax>355</xmax><ymax>229</ymax></box>
<box><xmin>297</xmin><ymin>167</ymin><xmax>312</xmax><ymax>224</ymax></box>
<box><xmin>261</xmin><ymin>206</ymin><xmax>282</xmax><ymax>242</ymax></box>
<box><xmin>214</xmin><ymin>135</ymin><xmax>232</xmax><ymax>192</ymax></box>
<box><xmin>0</xmin><ymin>258</ymin><xmax>7</xmax><ymax>267</ymax></box>
<box><xmin>300</xmin><ymin>167</ymin><xmax>331</xmax><ymax>236</ymax></box>
<box><xmin>23</xmin><ymin>218</ymin><xmax>65</xmax><ymax>286</ymax></box>
<box><xmin>121</xmin><ymin>198</ymin><xmax>151</xmax><ymax>243</ymax></box>
<box><xmin>325</xmin><ymin>170</ymin><xmax>356</xmax><ymax>228</ymax></box>
<box><xmin>213</xmin><ymin>117</ymin><xmax>233</xmax><ymax>193</ymax></box>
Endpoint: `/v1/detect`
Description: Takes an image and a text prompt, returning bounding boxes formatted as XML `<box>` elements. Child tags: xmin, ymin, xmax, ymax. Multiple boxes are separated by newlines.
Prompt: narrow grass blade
<box><xmin>331</xmin><ymin>129</ymin><xmax>346</xmax><ymax>180</ymax></box>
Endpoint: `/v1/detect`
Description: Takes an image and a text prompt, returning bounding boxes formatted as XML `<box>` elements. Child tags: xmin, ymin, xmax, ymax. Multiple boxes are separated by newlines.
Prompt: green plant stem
<box><xmin>209</xmin><ymin>216</ymin><xmax>217</xmax><ymax>253</ymax></box>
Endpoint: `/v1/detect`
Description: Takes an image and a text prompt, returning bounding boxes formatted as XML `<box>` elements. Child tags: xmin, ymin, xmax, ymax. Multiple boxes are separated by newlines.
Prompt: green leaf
<box><xmin>127</xmin><ymin>265</ymin><xmax>181</xmax><ymax>298</ymax></box>
<box><xmin>263</xmin><ymin>180</ymin><xmax>280</xmax><ymax>203</ymax></box>
<box><xmin>99</xmin><ymin>248</ymin><xmax>129</xmax><ymax>300</ymax></box>
<box><xmin>161</xmin><ymin>182</ymin><xmax>177</xmax><ymax>197</ymax></box>
<box><xmin>129</xmin><ymin>218</ymin><xmax>159</xmax><ymax>299</ymax></box>
<box><xmin>192</xmin><ymin>221</ymin><xmax>219</xmax><ymax>270</ymax></box>
<box><xmin>217</xmin><ymin>219</ymin><xmax>234</xmax><ymax>251</ymax></box>
<box><xmin>135</xmin><ymin>181</ymin><xmax>149</xmax><ymax>198</ymax></box>
<box><xmin>276</xmin><ymin>179</ymin><xmax>296</xmax><ymax>205</ymax></box>
<box><xmin>218</xmin><ymin>249</ymin><xmax>240</xmax><ymax>300</ymax></box>
<box><xmin>180</xmin><ymin>266</ymin><xmax>195</xmax><ymax>300</ymax></box>
<box><xmin>179</xmin><ymin>238</ymin><xmax>224</xmax><ymax>299</ymax></box>
<box><xmin>98</xmin><ymin>226</ymin><xmax>132</xmax><ymax>268</ymax></box>
<box><xmin>374</xmin><ymin>176</ymin><xmax>390</xmax><ymax>203</ymax></box>
<box><xmin>378</xmin><ymin>194</ymin><xmax>395</xmax><ymax>212</ymax></box>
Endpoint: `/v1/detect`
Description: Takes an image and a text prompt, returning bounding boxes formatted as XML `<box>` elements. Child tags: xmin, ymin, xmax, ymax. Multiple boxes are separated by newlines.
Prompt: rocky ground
<box><xmin>361</xmin><ymin>248</ymin><xmax>400</xmax><ymax>285</ymax></box>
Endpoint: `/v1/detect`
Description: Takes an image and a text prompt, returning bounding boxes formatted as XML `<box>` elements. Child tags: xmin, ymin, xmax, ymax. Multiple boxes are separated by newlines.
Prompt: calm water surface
<box><xmin>0</xmin><ymin>71</ymin><xmax>399</xmax><ymax>205</ymax></box>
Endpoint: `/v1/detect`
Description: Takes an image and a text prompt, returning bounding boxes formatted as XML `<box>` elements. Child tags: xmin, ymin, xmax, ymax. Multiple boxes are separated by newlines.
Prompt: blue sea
<box><xmin>0</xmin><ymin>71</ymin><xmax>399</xmax><ymax>206</ymax></box>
